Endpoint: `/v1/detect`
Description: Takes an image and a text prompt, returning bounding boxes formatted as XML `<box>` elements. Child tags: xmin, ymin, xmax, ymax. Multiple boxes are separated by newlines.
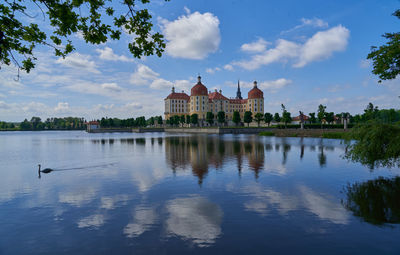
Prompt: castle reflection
<box><xmin>165</xmin><ymin>136</ymin><xmax>265</xmax><ymax>183</ymax></box>
<box><xmin>165</xmin><ymin>136</ymin><xmax>338</xmax><ymax>184</ymax></box>
<box><xmin>165</xmin><ymin>136</ymin><xmax>266</xmax><ymax>184</ymax></box>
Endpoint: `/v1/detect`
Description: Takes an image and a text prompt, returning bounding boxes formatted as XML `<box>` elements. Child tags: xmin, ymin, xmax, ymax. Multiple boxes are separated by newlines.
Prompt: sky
<box><xmin>1</xmin><ymin>0</ymin><xmax>400</xmax><ymax>122</ymax></box>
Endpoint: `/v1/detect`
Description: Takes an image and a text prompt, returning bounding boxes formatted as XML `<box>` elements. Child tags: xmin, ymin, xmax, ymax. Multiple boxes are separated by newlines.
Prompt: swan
<box><xmin>38</xmin><ymin>164</ymin><xmax>54</xmax><ymax>173</ymax></box>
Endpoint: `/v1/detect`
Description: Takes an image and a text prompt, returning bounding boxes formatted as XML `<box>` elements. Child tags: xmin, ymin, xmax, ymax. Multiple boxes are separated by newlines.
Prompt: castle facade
<box><xmin>164</xmin><ymin>76</ymin><xmax>264</xmax><ymax>121</ymax></box>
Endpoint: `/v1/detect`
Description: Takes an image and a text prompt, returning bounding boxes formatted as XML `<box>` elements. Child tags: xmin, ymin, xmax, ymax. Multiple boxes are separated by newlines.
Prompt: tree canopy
<box><xmin>367</xmin><ymin>9</ymin><xmax>400</xmax><ymax>82</ymax></box>
<box><xmin>0</xmin><ymin>0</ymin><xmax>169</xmax><ymax>73</ymax></box>
<box><xmin>244</xmin><ymin>111</ymin><xmax>252</xmax><ymax>127</ymax></box>
<box><xmin>264</xmin><ymin>112</ymin><xmax>273</xmax><ymax>126</ymax></box>
<box><xmin>232</xmin><ymin>111</ymin><xmax>240</xmax><ymax>126</ymax></box>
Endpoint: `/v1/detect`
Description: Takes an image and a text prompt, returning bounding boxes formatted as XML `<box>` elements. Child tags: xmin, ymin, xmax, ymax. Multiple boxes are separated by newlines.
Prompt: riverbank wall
<box><xmin>132</xmin><ymin>128</ymin><xmax>165</xmax><ymax>133</ymax></box>
<box><xmin>87</xmin><ymin>128</ymin><xmax>133</xmax><ymax>133</ymax></box>
<box><xmin>165</xmin><ymin>127</ymin><xmax>275</xmax><ymax>134</ymax></box>
<box><xmin>270</xmin><ymin>129</ymin><xmax>349</xmax><ymax>138</ymax></box>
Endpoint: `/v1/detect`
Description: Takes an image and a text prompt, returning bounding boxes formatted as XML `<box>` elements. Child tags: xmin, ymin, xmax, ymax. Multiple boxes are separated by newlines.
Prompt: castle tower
<box><xmin>247</xmin><ymin>81</ymin><xmax>264</xmax><ymax>115</ymax></box>
<box><xmin>190</xmin><ymin>76</ymin><xmax>209</xmax><ymax>120</ymax></box>
<box><xmin>236</xmin><ymin>80</ymin><xmax>243</xmax><ymax>99</ymax></box>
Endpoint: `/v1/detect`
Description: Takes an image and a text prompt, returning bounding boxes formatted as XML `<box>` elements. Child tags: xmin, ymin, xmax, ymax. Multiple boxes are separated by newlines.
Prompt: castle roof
<box><xmin>209</xmin><ymin>91</ymin><xmax>228</xmax><ymax>100</ymax></box>
<box><xmin>191</xmin><ymin>76</ymin><xmax>208</xmax><ymax>96</ymax></box>
<box><xmin>248</xmin><ymin>81</ymin><xmax>264</xmax><ymax>99</ymax></box>
<box><xmin>229</xmin><ymin>98</ymin><xmax>248</xmax><ymax>104</ymax></box>
<box><xmin>165</xmin><ymin>92</ymin><xmax>190</xmax><ymax>100</ymax></box>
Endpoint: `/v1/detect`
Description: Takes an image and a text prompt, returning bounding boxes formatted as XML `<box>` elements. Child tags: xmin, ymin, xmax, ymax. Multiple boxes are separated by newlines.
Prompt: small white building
<box><xmin>291</xmin><ymin>115</ymin><xmax>311</xmax><ymax>124</ymax></box>
<box><xmin>87</xmin><ymin>121</ymin><xmax>100</xmax><ymax>132</ymax></box>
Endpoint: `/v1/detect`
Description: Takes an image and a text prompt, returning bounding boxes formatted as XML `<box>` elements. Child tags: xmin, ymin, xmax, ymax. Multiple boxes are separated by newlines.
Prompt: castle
<box><xmin>164</xmin><ymin>76</ymin><xmax>264</xmax><ymax>122</ymax></box>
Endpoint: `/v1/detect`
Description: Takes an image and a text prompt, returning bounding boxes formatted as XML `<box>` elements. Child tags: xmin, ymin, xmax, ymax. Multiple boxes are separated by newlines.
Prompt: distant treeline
<box><xmin>0</xmin><ymin>117</ymin><xmax>86</xmax><ymax>131</ymax></box>
<box><xmin>352</xmin><ymin>103</ymin><xmax>400</xmax><ymax>124</ymax></box>
<box><xmin>98</xmin><ymin>116</ymin><xmax>163</xmax><ymax>128</ymax></box>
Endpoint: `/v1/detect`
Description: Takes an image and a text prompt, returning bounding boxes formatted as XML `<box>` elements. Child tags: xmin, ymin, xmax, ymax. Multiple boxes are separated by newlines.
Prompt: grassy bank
<box><xmin>259</xmin><ymin>129</ymin><xmax>349</xmax><ymax>139</ymax></box>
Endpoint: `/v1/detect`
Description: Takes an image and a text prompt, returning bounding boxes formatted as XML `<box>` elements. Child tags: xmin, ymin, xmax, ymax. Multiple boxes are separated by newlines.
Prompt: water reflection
<box><xmin>165</xmin><ymin>136</ymin><xmax>336</xmax><ymax>182</ymax></box>
<box><xmin>3</xmin><ymin>132</ymin><xmax>398</xmax><ymax>254</ymax></box>
<box><xmin>124</xmin><ymin>205</ymin><xmax>158</xmax><ymax>238</ymax></box>
<box><xmin>241</xmin><ymin>184</ymin><xmax>349</xmax><ymax>224</ymax></box>
<box><xmin>165</xmin><ymin>136</ymin><xmax>265</xmax><ymax>182</ymax></box>
<box><xmin>165</xmin><ymin>196</ymin><xmax>223</xmax><ymax>247</ymax></box>
<box><xmin>343</xmin><ymin>177</ymin><xmax>400</xmax><ymax>225</ymax></box>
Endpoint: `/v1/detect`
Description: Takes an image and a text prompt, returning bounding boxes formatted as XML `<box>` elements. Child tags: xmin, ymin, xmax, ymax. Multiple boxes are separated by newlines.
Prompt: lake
<box><xmin>0</xmin><ymin>131</ymin><xmax>399</xmax><ymax>254</ymax></box>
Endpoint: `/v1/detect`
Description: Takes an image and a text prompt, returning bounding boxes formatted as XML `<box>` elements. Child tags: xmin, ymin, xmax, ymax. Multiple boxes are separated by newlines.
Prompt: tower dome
<box><xmin>248</xmin><ymin>81</ymin><xmax>263</xmax><ymax>99</ymax></box>
<box><xmin>191</xmin><ymin>76</ymin><xmax>208</xmax><ymax>96</ymax></box>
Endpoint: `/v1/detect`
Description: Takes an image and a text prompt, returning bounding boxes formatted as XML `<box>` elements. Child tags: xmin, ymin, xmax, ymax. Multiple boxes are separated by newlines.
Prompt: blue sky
<box><xmin>1</xmin><ymin>0</ymin><xmax>400</xmax><ymax>121</ymax></box>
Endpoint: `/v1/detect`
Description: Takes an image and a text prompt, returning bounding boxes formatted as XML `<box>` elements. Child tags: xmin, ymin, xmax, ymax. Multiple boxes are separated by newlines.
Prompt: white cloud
<box><xmin>223</xmin><ymin>64</ymin><xmax>234</xmax><ymax>71</ymax></box>
<box><xmin>160</xmin><ymin>11</ymin><xmax>221</xmax><ymax>59</ymax></box>
<box><xmin>233</xmin><ymin>39</ymin><xmax>300</xmax><ymax>70</ymax></box>
<box><xmin>232</xmin><ymin>25</ymin><xmax>350</xmax><ymax>70</ymax></box>
<box><xmin>150</xmin><ymin>78</ymin><xmax>174</xmax><ymax>89</ymax></box>
<box><xmin>54</xmin><ymin>102</ymin><xmax>70</xmax><ymax>113</ymax></box>
<box><xmin>281</xmin><ymin>17</ymin><xmax>329</xmax><ymax>35</ymax></box>
<box><xmin>183</xmin><ymin>6</ymin><xmax>191</xmax><ymax>15</ymax></box>
<box><xmin>259</xmin><ymin>78</ymin><xmax>292</xmax><ymax>92</ymax></box>
<box><xmin>240</xmin><ymin>38</ymin><xmax>268</xmax><ymax>53</ymax></box>
<box><xmin>124</xmin><ymin>102</ymin><xmax>143</xmax><ymax>110</ymax></box>
<box><xmin>130</xmin><ymin>64</ymin><xmax>191</xmax><ymax>92</ymax></box>
<box><xmin>0</xmin><ymin>101</ymin><xmax>11</xmax><ymax>109</ymax></box>
<box><xmin>301</xmin><ymin>18</ymin><xmax>329</xmax><ymax>28</ymax></box>
<box><xmin>56</xmin><ymin>53</ymin><xmax>100</xmax><ymax>74</ymax></box>
<box><xmin>101</xmin><ymin>82</ymin><xmax>122</xmax><ymax>92</ymax></box>
<box><xmin>228</xmin><ymin>78</ymin><xmax>292</xmax><ymax>93</ymax></box>
<box><xmin>360</xmin><ymin>59</ymin><xmax>370</xmax><ymax>69</ymax></box>
<box><xmin>96</xmin><ymin>47</ymin><xmax>133</xmax><ymax>62</ymax></box>
<box><xmin>205</xmin><ymin>67</ymin><xmax>221</xmax><ymax>74</ymax></box>
<box><xmin>294</xmin><ymin>25</ymin><xmax>350</xmax><ymax>68</ymax></box>
<box><xmin>130</xmin><ymin>64</ymin><xmax>159</xmax><ymax>85</ymax></box>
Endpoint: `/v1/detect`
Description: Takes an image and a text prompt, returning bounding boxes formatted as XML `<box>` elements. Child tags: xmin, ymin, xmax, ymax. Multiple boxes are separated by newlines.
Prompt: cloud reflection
<box><xmin>78</xmin><ymin>214</ymin><xmax>106</xmax><ymax>228</ymax></box>
<box><xmin>165</xmin><ymin>196</ymin><xmax>223</xmax><ymax>247</ymax></box>
<box><xmin>124</xmin><ymin>206</ymin><xmax>158</xmax><ymax>238</ymax></box>
<box><xmin>241</xmin><ymin>184</ymin><xmax>349</xmax><ymax>224</ymax></box>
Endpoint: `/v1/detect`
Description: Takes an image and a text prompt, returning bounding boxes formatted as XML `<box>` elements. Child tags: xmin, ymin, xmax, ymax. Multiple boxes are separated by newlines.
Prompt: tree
<box><xmin>282</xmin><ymin>112</ymin><xmax>292</xmax><ymax>127</ymax></box>
<box><xmin>309</xmin><ymin>112</ymin><xmax>316</xmax><ymax>123</ymax></box>
<box><xmin>281</xmin><ymin>104</ymin><xmax>291</xmax><ymax>127</ymax></box>
<box><xmin>274</xmin><ymin>113</ymin><xmax>281</xmax><ymax>123</ymax></box>
<box><xmin>157</xmin><ymin>116</ymin><xmax>163</xmax><ymax>125</ymax></box>
<box><xmin>30</xmin><ymin>116</ymin><xmax>43</xmax><ymax>130</ymax></box>
<box><xmin>190</xmin><ymin>114</ymin><xmax>198</xmax><ymax>126</ymax></box>
<box><xmin>206</xmin><ymin>112</ymin><xmax>214</xmax><ymax>126</ymax></box>
<box><xmin>186</xmin><ymin>115</ymin><xmax>191</xmax><ymax>124</ymax></box>
<box><xmin>325</xmin><ymin>112</ymin><xmax>335</xmax><ymax>124</ymax></box>
<box><xmin>367</xmin><ymin>10</ymin><xmax>400</xmax><ymax>82</ymax></box>
<box><xmin>264</xmin><ymin>112</ymin><xmax>273</xmax><ymax>126</ymax></box>
<box><xmin>364</xmin><ymin>102</ymin><xmax>379</xmax><ymax>121</ymax></box>
<box><xmin>346</xmin><ymin>122</ymin><xmax>400</xmax><ymax>169</ymax></box>
<box><xmin>180</xmin><ymin>115</ymin><xmax>185</xmax><ymax>126</ymax></box>
<box><xmin>0</xmin><ymin>0</ymin><xmax>169</xmax><ymax>74</ymax></box>
<box><xmin>254</xmin><ymin>113</ymin><xmax>264</xmax><ymax>127</ymax></box>
<box><xmin>244</xmin><ymin>111</ymin><xmax>253</xmax><ymax>127</ymax></box>
<box><xmin>20</xmin><ymin>119</ymin><xmax>31</xmax><ymax>130</ymax></box>
<box><xmin>317</xmin><ymin>104</ymin><xmax>327</xmax><ymax>127</ymax></box>
<box><xmin>232</xmin><ymin>111</ymin><xmax>241</xmax><ymax>126</ymax></box>
<box><xmin>217</xmin><ymin>111</ymin><xmax>225</xmax><ymax>125</ymax></box>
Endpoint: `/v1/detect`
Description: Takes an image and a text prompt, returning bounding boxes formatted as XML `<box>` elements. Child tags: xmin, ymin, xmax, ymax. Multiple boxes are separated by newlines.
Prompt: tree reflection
<box><xmin>342</xmin><ymin>176</ymin><xmax>400</xmax><ymax>225</ymax></box>
<box><xmin>165</xmin><ymin>136</ymin><xmax>265</xmax><ymax>182</ymax></box>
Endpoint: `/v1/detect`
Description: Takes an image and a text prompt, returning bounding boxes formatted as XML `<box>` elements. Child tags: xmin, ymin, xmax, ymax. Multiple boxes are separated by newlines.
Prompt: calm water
<box><xmin>0</xmin><ymin>131</ymin><xmax>399</xmax><ymax>254</ymax></box>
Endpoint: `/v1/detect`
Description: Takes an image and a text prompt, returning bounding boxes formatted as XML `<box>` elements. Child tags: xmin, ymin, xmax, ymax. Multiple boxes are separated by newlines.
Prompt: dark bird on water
<box><xmin>38</xmin><ymin>164</ymin><xmax>54</xmax><ymax>174</ymax></box>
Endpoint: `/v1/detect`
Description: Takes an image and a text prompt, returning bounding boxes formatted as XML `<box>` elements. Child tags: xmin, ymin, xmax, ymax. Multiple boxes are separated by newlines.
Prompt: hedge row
<box><xmin>276</xmin><ymin>123</ymin><xmax>354</xmax><ymax>129</ymax></box>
